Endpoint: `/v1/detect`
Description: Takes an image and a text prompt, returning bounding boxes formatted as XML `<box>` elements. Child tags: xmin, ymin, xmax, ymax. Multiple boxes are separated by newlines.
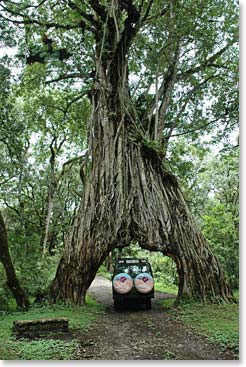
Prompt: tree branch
<box><xmin>57</xmin><ymin>154</ymin><xmax>87</xmax><ymax>183</ymax></box>
<box><xmin>114</xmin><ymin>0</ymin><xmax>140</xmax><ymax>56</ymax></box>
<box><xmin>164</xmin><ymin>73</ymin><xmax>221</xmax><ymax>140</ymax></box>
<box><xmin>66</xmin><ymin>0</ymin><xmax>98</xmax><ymax>31</ymax></box>
<box><xmin>0</xmin><ymin>175</ymin><xmax>15</xmax><ymax>186</ymax></box>
<box><xmin>0</xmin><ymin>2</ymin><xmax>81</xmax><ymax>30</ymax></box>
<box><xmin>170</xmin><ymin>117</ymin><xmax>223</xmax><ymax>138</ymax></box>
<box><xmin>140</xmin><ymin>0</ymin><xmax>155</xmax><ymax>23</ymax></box>
<box><xmin>142</xmin><ymin>5</ymin><xmax>169</xmax><ymax>24</ymax></box>
<box><xmin>65</xmin><ymin>92</ymin><xmax>88</xmax><ymax>111</ymax></box>
<box><xmin>45</xmin><ymin>72</ymin><xmax>89</xmax><ymax>85</ymax></box>
<box><xmin>177</xmin><ymin>40</ymin><xmax>237</xmax><ymax>81</ymax></box>
<box><xmin>2</xmin><ymin>201</ymin><xmax>38</xmax><ymax>226</ymax></box>
<box><xmin>3</xmin><ymin>0</ymin><xmax>48</xmax><ymax>9</ymax></box>
<box><xmin>88</xmin><ymin>0</ymin><xmax>107</xmax><ymax>21</ymax></box>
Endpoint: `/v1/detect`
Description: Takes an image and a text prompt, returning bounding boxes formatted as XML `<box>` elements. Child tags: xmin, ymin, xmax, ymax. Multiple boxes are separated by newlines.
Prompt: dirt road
<box><xmin>71</xmin><ymin>276</ymin><xmax>235</xmax><ymax>360</ymax></box>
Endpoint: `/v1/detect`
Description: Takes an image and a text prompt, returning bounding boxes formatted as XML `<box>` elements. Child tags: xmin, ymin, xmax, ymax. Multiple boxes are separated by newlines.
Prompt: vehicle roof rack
<box><xmin>116</xmin><ymin>258</ymin><xmax>149</xmax><ymax>264</ymax></box>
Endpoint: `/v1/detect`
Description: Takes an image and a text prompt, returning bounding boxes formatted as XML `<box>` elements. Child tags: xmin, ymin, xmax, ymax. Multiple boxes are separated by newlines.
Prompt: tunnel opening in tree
<box><xmin>107</xmin><ymin>245</ymin><xmax>178</xmax><ymax>306</ymax></box>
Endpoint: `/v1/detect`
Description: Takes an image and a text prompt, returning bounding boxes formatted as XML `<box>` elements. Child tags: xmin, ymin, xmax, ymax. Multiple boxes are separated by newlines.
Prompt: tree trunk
<box><xmin>0</xmin><ymin>211</ymin><xmax>29</xmax><ymax>310</ymax></box>
<box><xmin>42</xmin><ymin>141</ymin><xmax>56</xmax><ymax>257</ymax></box>
<box><xmin>42</xmin><ymin>189</ymin><xmax>55</xmax><ymax>257</ymax></box>
<box><xmin>51</xmin><ymin>3</ymin><xmax>232</xmax><ymax>305</ymax></box>
<box><xmin>105</xmin><ymin>252</ymin><xmax>113</xmax><ymax>273</ymax></box>
<box><xmin>51</xmin><ymin>132</ymin><xmax>232</xmax><ymax>304</ymax></box>
<box><xmin>51</xmin><ymin>74</ymin><xmax>232</xmax><ymax>305</ymax></box>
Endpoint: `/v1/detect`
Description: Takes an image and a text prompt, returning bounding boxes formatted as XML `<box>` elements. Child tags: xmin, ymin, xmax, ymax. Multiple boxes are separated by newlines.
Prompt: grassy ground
<box><xmin>0</xmin><ymin>296</ymin><xmax>104</xmax><ymax>360</ymax></box>
<box><xmin>160</xmin><ymin>291</ymin><xmax>239</xmax><ymax>358</ymax></box>
<box><xmin>154</xmin><ymin>281</ymin><xmax>178</xmax><ymax>296</ymax></box>
<box><xmin>97</xmin><ymin>265</ymin><xmax>112</xmax><ymax>280</ymax></box>
<box><xmin>0</xmin><ymin>282</ymin><xmax>239</xmax><ymax>360</ymax></box>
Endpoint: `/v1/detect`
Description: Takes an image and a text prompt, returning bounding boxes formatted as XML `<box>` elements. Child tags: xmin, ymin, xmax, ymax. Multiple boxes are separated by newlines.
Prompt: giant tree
<box><xmin>0</xmin><ymin>0</ymin><xmax>238</xmax><ymax>304</ymax></box>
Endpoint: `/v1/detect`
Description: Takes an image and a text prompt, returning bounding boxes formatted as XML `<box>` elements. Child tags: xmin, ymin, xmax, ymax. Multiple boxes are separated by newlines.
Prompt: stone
<box><xmin>13</xmin><ymin>317</ymin><xmax>69</xmax><ymax>338</ymax></box>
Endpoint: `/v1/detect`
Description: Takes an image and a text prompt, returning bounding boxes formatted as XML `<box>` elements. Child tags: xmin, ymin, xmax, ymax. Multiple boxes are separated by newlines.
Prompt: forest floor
<box><xmin>0</xmin><ymin>275</ymin><xmax>238</xmax><ymax>360</ymax></box>
<box><xmin>70</xmin><ymin>275</ymin><xmax>236</xmax><ymax>360</ymax></box>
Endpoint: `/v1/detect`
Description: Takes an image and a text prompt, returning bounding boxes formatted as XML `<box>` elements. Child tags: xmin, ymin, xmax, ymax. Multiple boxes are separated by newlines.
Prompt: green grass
<box><xmin>158</xmin><ymin>298</ymin><xmax>176</xmax><ymax>308</ymax></box>
<box><xmin>165</xmin><ymin>295</ymin><xmax>239</xmax><ymax>357</ymax></box>
<box><xmin>1</xmin><ymin>339</ymin><xmax>80</xmax><ymax>360</ymax></box>
<box><xmin>97</xmin><ymin>265</ymin><xmax>112</xmax><ymax>280</ymax></box>
<box><xmin>163</xmin><ymin>350</ymin><xmax>176</xmax><ymax>360</ymax></box>
<box><xmin>233</xmin><ymin>289</ymin><xmax>239</xmax><ymax>302</ymax></box>
<box><xmin>0</xmin><ymin>295</ymin><xmax>104</xmax><ymax>360</ymax></box>
<box><xmin>154</xmin><ymin>281</ymin><xmax>178</xmax><ymax>296</ymax></box>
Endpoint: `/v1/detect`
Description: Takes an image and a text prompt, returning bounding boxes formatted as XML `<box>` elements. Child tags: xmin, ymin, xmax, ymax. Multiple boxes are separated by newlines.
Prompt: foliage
<box><xmin>200</xmin><ymin>149</ymin><xmax>238</xmax><ymax>288</ymax></box>
<box><xmin>0</xmin><ymin>211</ymin><xmax>62</xmax><ymax>299</ymax></box>
<box><xmin>0</xmin><ymin>0</ymin><xmax>239</xmax><ymax>304</ymax></box>
<box><xmin>0</xmin><ymin>58</ymin><xmax>90</xmax><ymax>304</ymax></box>
<box><xmin>2</xmin><ymin>339</ymin><xmax>80</xmax><ymax>360</ymax></box>
<box><xmin>163</xmin><ymin>351</ymin><xmax>176</xmax><ymax>360</ymax></box>
<box><xmin>0</xmin><ymin>296</ymin><xmax>104</xmax><ymax>360</ymax></box>
<box><xmin>0</xmin><ymin>0</ymin><xmax>238</xmax><ymax>149</ymax></box>
<box><xmin>159</xmin><ymin>292</ymin><xmax>239</xmax><ymax>356</ymax></box>
<box><xmin>202</xmin><ymin>202</ymin><xmax>239</xmax><ymax>288</ymax></box>
<box><xmin>97</xmin><ymin>265</ymin><xmax>112</xmax><ymax>280</ymax></box>
<box><xmin>167</xmin><ymin>299</ymin><xmax>239</xmax><ymax>357</ymax></box>
<box><xmin>167</xmin><ymin>141</ymin><xmax>239</xmax><ymax>288</ymax></box>
<box><xmin>154</xmin><ymin>282</ymin><xmax>178</xmax><ymax>296</ymax></box>
<box><xmin>0</xmin><ymin>265</ymin><xmax>13</xmax><ymax>309</ymax></box>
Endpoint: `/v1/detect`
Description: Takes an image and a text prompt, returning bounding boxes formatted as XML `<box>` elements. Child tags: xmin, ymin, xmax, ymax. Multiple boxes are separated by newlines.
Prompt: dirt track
<box><xmin>71</xmin><ymin>276</ymin><xmax>235</xmax><ymax>360</ymax></box>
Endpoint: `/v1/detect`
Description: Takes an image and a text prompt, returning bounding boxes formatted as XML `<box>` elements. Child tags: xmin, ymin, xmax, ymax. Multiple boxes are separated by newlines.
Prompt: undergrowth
<box><xmin>160</xmin><ymin>292</ymin><xmax>239</xmax><ymax>358</ymax></box>
<box><xmin>154</xmin><ymin>281</ymin><xmax>178</xmax><ymax>296</ymax></box>
<box><xmin>0</xmin><ymin>296</ymin><xmax>104</xmax><ymax>360</ymax></box>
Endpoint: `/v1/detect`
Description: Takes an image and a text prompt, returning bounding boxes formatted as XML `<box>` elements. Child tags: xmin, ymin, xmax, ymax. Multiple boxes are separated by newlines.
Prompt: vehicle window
<box><xmin>115</xmin><ymin>264</ymin><xmax>150</xmax><ymax>276</ymax></box>
<box><xmin>116</xmin><ymin>266</ymin><xmax>130</xmax><ymax>274</ymax></box>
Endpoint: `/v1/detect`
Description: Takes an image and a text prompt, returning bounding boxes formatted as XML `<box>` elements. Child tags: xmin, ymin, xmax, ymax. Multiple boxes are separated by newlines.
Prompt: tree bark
<box><xmin>0</xmin><ymin>211</ymin><xmax>29</xmax><ymax>310</ymax></box>
<box><xmin>41</xmin><ymin>140</ymin><xmax>57</xmax><ymax>257</ymax></box>
<box><xmin>51</xmin><ymin>1</ymin><xmax>232</xmax><ymax>305</ymax></box>
<box><xmin>51</xmin><ymin>133</ymin><xmax>232</xmax><ymax>305</ymax></box>
<box><xmin>51</xmin><ymin>71</ymin><xmax>232</xmax><ymax>305</ymax></box>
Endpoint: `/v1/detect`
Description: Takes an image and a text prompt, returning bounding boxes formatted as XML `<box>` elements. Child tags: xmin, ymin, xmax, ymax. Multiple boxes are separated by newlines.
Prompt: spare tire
<box><xmin>134</xmin><ymin>273</ymin><xmax>154</xmax><ymax>294</ymax></box>
<box><xmin>113</xmin><ymin>273</ymin><xmax>133</xmax><ymax>294</ymax></box>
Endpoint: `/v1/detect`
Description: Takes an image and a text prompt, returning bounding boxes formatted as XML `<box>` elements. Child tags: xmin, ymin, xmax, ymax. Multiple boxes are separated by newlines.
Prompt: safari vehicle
<box><xmin>112</xmin><ymin>258</ymin><xmax>154</xmax><ymax>310</ymax></box>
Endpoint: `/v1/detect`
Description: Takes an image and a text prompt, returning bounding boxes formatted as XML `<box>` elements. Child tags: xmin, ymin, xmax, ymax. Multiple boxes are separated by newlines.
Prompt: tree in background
<box><xmin>0</xmin><ymin>211</ymin><xmax>29</xmax><ymax>309</ymax></box>
<box><xmin>0</xmin><ymin>62</ymin><xmax>89</xmax><ymax>298</ymax></box>
<box><xmin>167</xmin><ymin>138</ymin><xmax>239</xmax><ymax>289</ymax></box>
<box><xmin>201</xmin><ymin>148</ymin><xmax>239</xmax><ymax>289</ymax></box>
<box><xmin>0</xmin><ymin>0</ymin><xmax>238</xmax><ymax>304</ymax></box>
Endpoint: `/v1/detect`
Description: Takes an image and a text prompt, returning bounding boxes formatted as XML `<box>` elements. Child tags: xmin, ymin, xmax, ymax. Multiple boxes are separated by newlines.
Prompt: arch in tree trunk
<box><xmin>50</xmin><ymin>135</ymin><xmax>232</xmax><ymax>305</ymax></box>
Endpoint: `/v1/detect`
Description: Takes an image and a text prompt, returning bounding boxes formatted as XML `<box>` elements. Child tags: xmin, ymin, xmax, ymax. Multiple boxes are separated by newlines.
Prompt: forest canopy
<box><xmin>0</xmin><ymin>0</ymin><xmax>239</xmax><ymax>307</ymax></box>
